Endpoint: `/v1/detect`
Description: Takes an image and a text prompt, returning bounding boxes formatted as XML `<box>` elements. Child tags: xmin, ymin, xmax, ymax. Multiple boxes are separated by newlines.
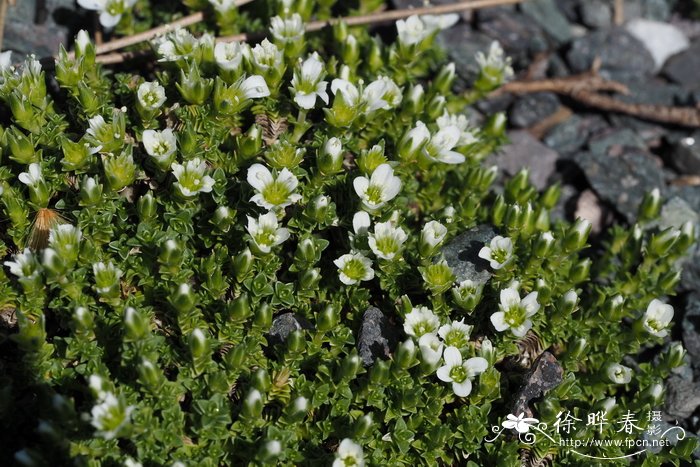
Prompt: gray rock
<box><xmin>567</xmin><ymin>28</ymin><xmax>656</xmax><ymax>78</ymax></box>
<box><xmin>490</xmin><ymin>130</ymin><xmax>559</xmax><ymax>190</ymax></box>
<box><xmin>626</xmin><ymin>19</ymin><xmax>689</xmax><ymax>71</ymax></box>
<box><xmin>357</xmin><ymin>307</ymin><xmax>399</xmax><ymax>367</ymax></box>
<box><xmin>512</xmin><ymin>352</ymin><xmax>564</xmax><ymax>418</ymax></box>
<box><xmin>654</xmin><ymin>197</ymin><xmax>700</xmax><ymax>231</ymax></box>
<box><xmin>520</xmin><ymin>0</ymin><xmax>573</xmax><ymax>44</ymax></box>
<box><xmin>572</xmin><ymin>148</ymin><xmax>665</xmax><ymax>223</ymax></box>
<box><xmin>544</xmin><ymin>114</ymin><xmax>609</xmax><ymax>155</ymax></box>
<box><xmin>478</xmin><ymin>10</ymin><xmax>549</xmax><ymax>66</ymax></box>
<box><xmin>664</xmin><ymin>41</ymin><xmax>700</xmax><ymax>90</ymax></box>
<box><xmin>671</xmin><ymin>133</ymin><xmax>700</xmax><ymax>175</ymax></box>
<box><xmin>476</xmin><ymin>94</ymin><xmax>514</xmax><ymax>115</ymax></box>
<box><xmin>556</xmin><ymin>0</ymin><xmax>581</xmax><ymax>22</ymax></box>
<box><xmin>643</xmin><ymin>421</ymin><xmax>695</xmax><ymax>455</ymax></box>
<box><xmin>268</xmin><ymin>313</ymin><xmax>311</xmax><ymax>346</ymax></box>
<box><xmin>509</xmin><ymin>92</ymin><xmax>560</xmax><ymax>129</ymax></box>
<box><xmin>550</xmin><ymin>184</ymin><xmax>580</xmax><ymax>223</ymax></box>
<box><xmin>4</xmin><ymin>0</ymin><xmax>78</xmax><ymax>57</ymax></box>
<box><xmin>579</xmin><ymin>0</ymin><xmax>612</xmax><ymax>28</ymax></box>
<box><xmin>437</xmin><ymin>26</ymin><xmax>495</xmax><ymax>92</ymax></box>
<box><xmin>588</xmin><ymin>128</ymin><xmax>647</xmax><ymax>156</ymax></box>
<box><xmin>441</xmin><ymin>225</ymin><xmax>496</xmax><ymax>285</ymax></box>
<box><xmin>683</xmin><ymin>294</ymin><xmax>700</xmax><ymax>370</ymax></box>
<box><xmin>614</xmin><ymin>76</ymin><xmax>688</xmax><ymax>106</ymax></box>
<box><xmin>665</xmin><ymin>375</ymin><xmax>700</xmax><ymax>419</ymax></box>
<box><xmin>623</xmin><ymin>0</ymin><xmax>673</xmax><ymax>22</ymax></box>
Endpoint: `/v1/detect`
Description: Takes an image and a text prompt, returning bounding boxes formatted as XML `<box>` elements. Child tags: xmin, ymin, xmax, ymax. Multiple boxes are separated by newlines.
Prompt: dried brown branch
<box><xmin>614</xmin><ymin>0</ymin><xmax>624</xmax><ymax>26</ymax></box>
<box><xmin>0</xmin><ymin>0</ymin><xmax>8</xmax><ymax>52</ymax></box>
<box><xmin>497</xmin><ymin>71</ymin><xmax>700</xmax><ymax>128</ymax></box>
<box><xmin>94</xmin><ymin>0</ymin><xmax>524</xmax><ymax>64</ymax></box>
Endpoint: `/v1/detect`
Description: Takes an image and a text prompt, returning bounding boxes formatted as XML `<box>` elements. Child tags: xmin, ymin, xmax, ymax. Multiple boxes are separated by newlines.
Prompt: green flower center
<box><xmin>143</xmin><ymin>92</ymin><xmax>160</xmax><ymax>106</ymax></box>
<box><xmin>646</xmin><ymin>319</ymin><xmax>662</xmax><ymax>332</ymax></box>
<box><xmin>490</xmin><ymin>247</ymin><xmax>508</xmax><ymax>264</ymax></box>
<box><xmin>449</xmin><ymin>365</ymin><xmax>467</xmax><ymax>383</ymax></box>
<box><xmin>413</xmin><ymin>321</ymin><xmax>433</xmax><ymax>337</ymax></box>
<box><xmin>342</xmin><ymin>259</ymin><xmax>367</xmax><ymax>281</ymax></box>
<box><xmin>151</xmin><ymin>141</ymin><xmax>171</xmax><ymax>157</ymax></box>
<box><xmin>504</xmin><ymin>305</ymin><xmax>526</xmax><ymax>327</ymax></box>
<box><xmin>365</xmin><ymin>185</ymin><xmax>384</xmax><ymax>205</ymax></box>
<box><xmin>444</xmin><ymin>330</ymin><xmax>468</xmax><ymax>348</ymax></box>
<box><xmin>262</xmin><ymin>181</ymin><xmax>291</xmax><ymax>206</ymax></box>
<box><xmin>254</xmin><ymin>229</ymin><xmax>276</xmax><ymax>247</ymax></box>
<box><xmin>375</xmin><ymin>236</ymin><xmax>399</xmax><ymax>256</ymax></box>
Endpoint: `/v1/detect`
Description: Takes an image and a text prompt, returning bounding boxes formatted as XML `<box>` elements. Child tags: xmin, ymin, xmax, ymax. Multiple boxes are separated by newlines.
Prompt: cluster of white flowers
<box><xmin>88</xmin><ymin>375</ymin><xmax>134</xmax><ymax>440</ymax></box>
<box><xmin>395</xmin><ymin>14</ymin><xmax>459</xmax><ymax>47</ymax></box>
<box><xmin>402</xmin><ymin>305</ymin><xmax>487</xmax><ymax>397</ymax></box>
<box><xmin>155</xmin><ymin>29</ymin><xmax>214</xmax><ymax>63</ymax></box>
<box><xmin>77</xmin><ymin>0</ymin><xmax>137</xmax><ymax>28</ymax></box>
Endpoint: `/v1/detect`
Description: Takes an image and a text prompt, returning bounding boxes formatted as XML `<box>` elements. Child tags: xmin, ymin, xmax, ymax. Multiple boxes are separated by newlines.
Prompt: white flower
<box><xmin>0</xmin><ymin>50</ymin><xmax>12</xmax><ymax>72</ymax></box>
<box><xmin>607</xmin><ymin>363</ymin><xmax>633</xmax><ymax>384</ymax></box>
<box><xmin>251</xmin><ymin>39</ymin><xmax>284</xmax><ymax>71</ymax></box>
<box><xmin>420</xmin><ymin>220</ymin><xmax>448</xmax><ymax>249</ymax></box>
<box><xmin>421</xmin><ymin>14</ymin><xmax>460</xmax><ymax>32</ymax></box>
<box><xmin>143</xmin><ymin>129</ymin><xmax>177</xmax><ymax>162</ymax></box>
<box><xmin>155</xmin><ymin>29</ymin><xmax>213</xmax><ymax>63</ymax></box>
<box><xmin>331</xmin><ymin>78</ymin><xmax>361</xmax><ymax>107</ymax></box>
<box><xmin>209</xmin><ymin>0</ymin><xmax>237</xmax><ymax>13</ymax></box>
<box><xmin>362</xmin><ymin>76</ymin><xmax>402</xmax><ymax>112</ymax></box>
<box><xmin>334</xmin><ymin>252</ymin><xmax>375</xmax><ymax>285</ymax></box>
<box><xmin>642</xmin><ymin>299</ymin><xmax>674</xmax><ymax>338</ymax></box>
<box><xmin>436</xmin><ymin>111</ymin><xmax>477</xmax><ymax>146</ymax></box>
<box><xmin>4</xmin><ymin>249</ymin><xmax>41</xmax><ymax>279</ymax></box>
<box><xmin>124</xmin><ymin>458</ymin><xmax>142</xmax><ymax>467</ymax></box>
<box><xmin>423</xmin><ymin>126</ymin><xmax>465</xmax><ymax>164</ymax></box>
<box><xmin>491</xmin><ymin>287</ymin><xmax>539</xmax><ymax>337</ymax></box>
<box><xmin>436</xmin><ymin>346</ymin><xmax>488</xmax><ymax>397</ymax></box>
<box><xmin>214</xmin><ymin>41</ymin><xmax>249</xmax><ymax>71</ymax></box>
<box><xmin>90</xmin><ymin>391</ymin><xmax>134</xmax><ymax>440</ymax></box>
<box><xmin>438</xmin><ymin>319</ymin><xmax>473</xmax><ymax>348</ymax></box>
<box><xmin>77</xmin><ymin>0</ymin><xmax>137</xmax><ymax>29</ymax></box>
<box><xmin>270</xmin><ymin>14</ymin><xmax>304</xmax><ymax>43</ymax></box>
<box><xmin>502</xmin><ymin>413</ymin><xmax>539</xmax><ymax>434</ymax></box>
<box><xmin>418</xmin><ymin>333</ymin><xmax>444</xmax><ymax>366</ymax></box>
<box><xmin>368</xmin><ymin>221</ymin><xmax>408</xmax><ymax>260</ymax></box>
<box><xmin>18</xmin><ymin>163</ymin><xmax>44</xmax><ymax>187</ymax></box>
<box><xmin>246</xmin><ymin>212</ymin><xmax>290</xmax><ymax>254</ymax></box>
<box><xmin>352</xmin><ymin>211</ymin><xmax>371</xmax><ymax>237</ymax></box>
<box><xmin>353</xmin><ymin>163</ymin><xmax>402</xmax><ymax>211</ymax></box>
<box><xmin>396</xmin><ymin>15</ymin><xmax>430</xmax><ymax>46</ymax></box>
<box><xmin>247</xmin><ymin>163</ymin><xmax>302</xmax><ymax>210</ymax></box>
<box><xmin>137</xmin><ymin>81</ymin><xmax>166</xmax><ymax>110</ymax></box>
<box><xmin>333</xmin><ymin>438</ymin><xmax>364</xmax><ymax>467</ymax></box>
<box><xmin>171</xmin><ymin>158</ymin><xmax>215</xmax><ymax>198</ymax></box>
<box><xmin>403</xmin><ymin>306</ymin><xmax>440</xmax><ymax>338</ymax></box>
<box><xmin>478</xmin><ymin>235</ymin><xmax>514</xmax><ymax>269</ymax></box>
<box><xmin>291</xmin><ymin>53</ymin><xmax>329</xmax><ymax>109</ymax></box>
<box><xmin>475</xmin><ymin>41</ymin><xmax>514</xmax><ymax>82</ymax></box>
<box><xmin>239</xmin><ymin>75</ymin><xmax>271</xmax><ymax>99</ymax></box>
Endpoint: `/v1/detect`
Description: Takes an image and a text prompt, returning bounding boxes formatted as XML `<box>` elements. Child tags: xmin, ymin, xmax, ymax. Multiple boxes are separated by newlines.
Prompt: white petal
<box><xmin>452</xmin><ymin>379</ymin><xmax>472</xmax><ymax>397</ymax></box>
<box><xmin>436</xmin><ymin>365</ymin><xmax>452</xmax><ymax>383</ymax></box>
<box><xmin>490</xmin><ymin>312</ymin><xmax>509</xmax><ymax>332</ymax></box>
<box><xmin>443</xmin><ymin>346</ymin><xmax>462</xmax><ymax>367</ymax></box>
<box><xmin>500</xmin><ymin>287</ymin><xmax>521</xmax><ymax>309</ymax></box>
<box><xmin>353</xmin><ymin>177</ymin><xmax>369</xmax><ymax>198</ymax></box>
<box><xmin>247</xmin><ymin>164</ymin><xmax>273</xmax><ymax>192</ymax></box>
<box><xmin>464</xmin><ymin>357</ymin><xmax>488</xmax><ymax>374</ymax></box>
<box><xmin>294</xmin><ymin>92</ymin><xmax>317</xmax><ymax>109</ymax></box>
<box><xmin>511</xmin><ymin>320</ymin><xmax>532</xmax><ymax>337</ymax></box>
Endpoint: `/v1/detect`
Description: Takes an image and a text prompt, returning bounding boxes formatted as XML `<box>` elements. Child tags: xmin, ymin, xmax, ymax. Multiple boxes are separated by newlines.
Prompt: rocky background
<box><xmin>4</xmin><ymin>0</ymin><xmax>700</xmax><ymax>459</ymax></box>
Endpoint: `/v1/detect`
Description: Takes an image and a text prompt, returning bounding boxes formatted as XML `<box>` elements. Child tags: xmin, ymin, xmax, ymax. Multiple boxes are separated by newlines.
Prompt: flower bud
<box><xmin>257</xmin><ymin>440</ymin><xmax>282</xmax><ymax>463</ymax></box>
<box><xmin>420</xmin><ymin>261</ymin><xmax>455</xmax><ymax>295</ymax></box>
<box><xmin>426</xmin><ymin>95</ymin><xmax>446</xmax><ymax>121</ymax></box>
<box><xmin>404</xmin><ymin>84</ymin><xmax>425</xmax><ymax>115</ymax></box>
<box><xmin>42</xmin><ymin>248</ymin><xmax>66</xmax><ymax>277</ymax></box>
<box><xmin>664</xmin><ymin>342</ymin><xmax>686</xmax><ymax>370</ymax></box>
<box><xmin>648</xmin><ymin>227</ymin><xmax>681</xmax><ymax>257</ymax></box>
<box><xmin>337</xmin><ymin>353</ymin><xmax>361</xmax><ymax>381</ymax></box>
<box><xmin>676</xmin><ymin>221</ymin><xmax>696</xmax><ymax>252</ymax></box>
<box><xmin>541</xmin><ymin>184</ymin><xmax>561</xmax><ymax>209</ymax></box>
<box><xmin>368</xmin><ymin>37</ymin><xmax>383</xmax><ymax>73</ymax></box>
<box><xmin>230</xmin><ymin>293</ymin><xmax>251</xmax><ymax>321</ymax></box>
<box><xmin>137</xmin><ymin>192</ymin><xmax>157</xmax><ymax>221</ymax></box>
<box><xmin>658</xmin><ymin>269</ymin><xmax>681</xmax><ymax>292</ymax></box>
<box><xmin>353</xmin><ymin>414</ymin><xmax>373</xmax><ymax>438</ymax></box>
<box><xmin>93</xmin><ymin>261</ymin><xmax>122</xmax><ymax>299</ymax></box>
<box><xmin>570</xmin><ymin>258</ymin><xmax>591</xmax><ymax>284</ymax></box>
<box><xmin>557</xmin><ymin>289</ymin><xmax>578</xmax><ymax>315</ymax></box>
<box><xmin>73</xmin><ymin>306</ymin><xmax>94</xmax><ymax>332</ymax></box>
<box><xmin>398</xmin><ymin>122</ymin><xmax>430</xmax><ymax>163</ymax></box>
<box><xmin>7</xmin><ymin>127</ymin><xmax>37</xmax><ymax>164</ymax></box>
<box><xmin>395</xmin><ymin>339</ymin><xmax>417</xmax><ymax>370</ymax></box>
<box><xmin>306</xmin><ymin>195</ymin><xmax>331</xmax><ymax>223</ymax></box>
<box><xmin>433</xmin><ymin>62</ymin><xmax>456</xmax><ymax>94</ymax></box>
<box><xmin>565</xmin><ymin>337</ymin><xmax>587</xmax><ymax>361</ymax></box>
<box><xmin>158</xmin><ymin>240</ymin><xmax>182</xmax><ymax>268</ymax></box>
<box><xmin>177</xmin><ymin>62</ymin><xmax>214</xmax><ymax>105</ymax></box>
<box><xmin>342</xmin><ymin>34</ymin><xmax>360</xmax><ymax>65</ymax></box>
<box><xmin>287</xmin><ymin>329</ymin><xmax>305</xmax><ymax>353</ymax></box>
<box><xmin>61</xmin><ymin>137</ymin><xmax>92</xmax><ymax>171</ymax></box>
<box><xmin>189</xmin><ymin>328</ymin><xmax>210</xmax><ymax>360</ymax></box>
<box><xmin>233</xmin><ymin>248</ymin><xmax>254</xmax><ymax>282</ymax></box>
<box><xmin>224</xmin><ymin>343</ymin><xmax>247</xmax><ymax>371</ymax></box>
<box><xmin>74</xmin><ymin>30</ymin><xmax>95</xmax><ymax>61</ymax></box>
<box><xmin>242</xmin><ymin>389</ymin><xmax>263</xmax><ymax>418</ymax></box>
<box><xmin>638</xmin><ymin>188</ymin><xmax>662</xmax><ymax>222</ymax></box>
<box><xmin>491</xmin><ymin>195</ymin><xmax>507</xmax><ymax>226</ymax></box>
<box><xmin>533</xmin><ymin>231</ymin><xmax>555</xmax><ymax>258</ymax></box>
<box><xmin>171</xmin><ymin>283</ymin><xmax>196</xmax><ymax>313</ymax></box>
<box><xmin>419</xmin><ymin>220</ymin><xmax>447</xmax><ymax>258</ymax></box>
<box><xmin>137</xmin><ymin>358</ymin><xmax>162</xmax><ymax>390</ymax></box>
<box><xmin>284</xmin><ymin>396</ymin><xmax>309</xmax><ymax>422</ymax></box>
<box><xmin>480</xmin><ymin>337</ymin><xmax>495</xmax><ymax>365</ymax></box>
<box><xmin>102</xmin><ymin>152</ymin><xmax>136</xmax><ymax>192</ymax></box>
<box><xmin>643</xmin><ymin>381</ymin><xmax>664</xmax><ymax>405</ymax></box>
<box><xmin>79</xmin><ymin>176</ymin><xmax>103</xmax><ymax>206</ymax></box>
<box><xmin>483</xmin><ymin>112</ymin><xmax>507</xmax><ymax>138</ymax></box>
<box><xmin>124</xmin><ymin>307</ymin><xmax>149</xmax><ymax>340</ymax></box>
<box><xmin>564</xmin><ymin>218</ymin><xmax>592</xmax><ymax>252</ymax></box>
<box><xmin>369</xmin><ymin>359</ymin><xmax>390</xmax><ymax>384</ymax></box>
<box><xmin>452</xmin><ymin>279</ymin><xmax>484</xmax><ymax>312</ymax></box>
<box><xmin>316</xmin><ymin>304</ymin><xmax>338</xmax><ymax>332</ymax></box>
<box><xmin>535</xmin><ymin>278</ymin><xmax>552</xmax><ymax>304</ymax></box>
<box><xmin>236</xmin><ymin>124</ymin><xmax>263</xmax><ymax>160</ymax></box>
<box><xmin>253</xmin><ymin>302</ymin><xmax>272</xmax><ymax>329</ymax></box>
<box><xmin>317</xmin><ymin>137</ymin><xmax>344</xmax><ymax>175</ymax></box>
<box><xmin>211</xmin><ymin>206</ymin><xmax>235</xmax><ymax>233</ymax></box>
<box><xmin>252</xmin><ymin>368</ymin><xmax>271</xmax><ymax>393</ymax></box>
<box><xmin>299</xmin><ymin>268</ymin><xmax>321</xmax><ymax>290</ymax></box>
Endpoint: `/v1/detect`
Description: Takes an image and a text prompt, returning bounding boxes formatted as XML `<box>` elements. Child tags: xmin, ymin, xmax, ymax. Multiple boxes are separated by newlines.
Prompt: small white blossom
<box><xmin>90</xmin><ymin>391</ymin><xmax>134</xmax><ymax>440</ymax></box>
<box><xmin>330</xmin><ymin>78</ymin><xmax>361</xmax><ymax>107</ymax></box>
<box><xmin>475</xmin><ymin>41</ymin><xmax>514</xmax><ymax>82</ymax></box>
<box><xmin>143</xmin><ymin>129</ymin><xmax>177</xmax><ymax>163</ymax></box>
<box><xmin>438</xmin><ymin>319</ymin><xmax>473</xmax><ymax>348</ymax></box>
<box><xmin>396</xmin><ymin>15</ymin><xmax>430</xmax><ymax>46</ymax></box>
<box><xmin>353</xmin><ymin>163</ymin><xmax>402</xmax><ymax>211</ymax></box>
<box><xmin>420</xmin><ymin>220</ymin><xmax>448</xmax><ymax>249</ymax></box>
<box><xmin>77</xmin><ymin>0</ymin><xmax>137</xmax><ymax>28</ymax></box>
<box><xmin>423</xmin><ymin>125</ymin><xmax>465</xmax><ymax>164</ymax></box>
<box><xmin>478</xmin><ymin>235</ymin><xmax>514</xmax><ymax>270</ymax></box>
<box><xmin>642</xmin><ymin>299</ymin><xmax>674</xmax><ymax>338</ymax></box>
<box><xmin>291</xmin><ymin>53</ymin><xmax>329</xmax><ymax>109</ymax></box>
<box><xmin>156</xmin><ymin>29</ymin><xmax>213</xmax><ymax>63</ymax></box>
<box><xmin>368</xmin><ymin>221</ymin><xmax>408</xmax><ymax>260</ymax></box>
<box><xmin>333</xmin><ymin>438</ymin><xmax>365</xmax><ymax>467</ymax></box>
<box><xmin>4</xmin><ymin>248</ymin><xmax>41</xmax><ymax>279</ymax></box>
<box><xmin>334</xmin><ymin>252</ymin><xmax>374</xmax><ymax>285</ymax></box>
<box><xmin>362</xmin><ymin>76</ymin><xmax>402</xmax><ymax>112</ymax></box>
<box><xmin>403</xmin><ymin>306</ymin><xmax>440</xmax><ymax>338</ymax></box>
<box><xmin>270</xmin><ymin>14</ymin><xmax>304</xmax><ymax>43</ymax></box>
<box><xmin>436</xmin><ymin>111</ymin><xmax>477</xmax><ymax>146</ymax></box>
<box><xmin>247</xmin><ymin>163</ymin><xmax>302</xmax><ymax>210</ymax></box>
<box><xmin>0</xmin><ymin>50</ymin><xmax>12</xmax><ymax>72</ymax></box>
<box><xmin>209</xmin><ymin>0</ymin><xmax>236</xmax><ymax>13</ymax></box>
<box><xmin>418</xmin><ymin>333</ymin><xmax>444</xmax><ymax>366</ymax></box>
<box><xmin>239</xmin><ymin>75</ymin><xmax>271</xmax><ymax>99</ymax></box>
<box><xmin>171</xmin><ymin>158</ymin><xmax>215</xmax><ymax>198</ymax></box>
<box><xmin>607</xmin><ymin>363</ymin><xmax>633</xmax><ymax>384</ymax></box>
<box><xmin>491</xmin><ymin>286</ymin><xmax>539</xmax><ymax>337</ymax></box>
<box><xmin>214</xmin><ymin>41</ymin><xmax>249</xmax><ymax>71</ymax></box>
<box><xmin>18</xmin><ymin>163</ymin><xmax>44</xmax><ymax>187</ymax></box>
<box><xmin>251</xmin><ymin>39</ymin><xmax>284</xmax><ymax>71</ymax></box>
<box><xmin>421</xmin><ymin>14</ymin><xmax>460</xmax><ymax>32</ymax></box>
<box><xmin>436</xmin><ymin>346</ymin><xmax>488</xmax><ymax>397</ymax></box>
<box><xmin>352</xmin><ymin>211</ymin><xmax>371</xmax><ymax>237</ymax></box>
<box><xmin>137</xmin><ymin>81</ymin><xmax>166</xmax><ymax>110</ymax></box>
<box><xmin>246</xmin><ymin>212</ymin><xmax>290</xmax><ymax>254</ymax></box>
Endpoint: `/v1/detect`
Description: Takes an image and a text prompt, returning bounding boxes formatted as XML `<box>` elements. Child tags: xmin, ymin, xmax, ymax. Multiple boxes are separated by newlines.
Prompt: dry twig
<box><xmin>94</xmin><ymin>0</ymin><xmax>524</xmax><ymax>64</ymax></box>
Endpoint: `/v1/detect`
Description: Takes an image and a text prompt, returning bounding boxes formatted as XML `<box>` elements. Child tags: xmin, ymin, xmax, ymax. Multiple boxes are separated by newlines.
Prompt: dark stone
<box><xmin>437</xmin><ymin>26</ymin><xmax>495</xmax><ymax>92</ymax></box>
<box><xmin>550</xmin><ymin>184</ymin><xmax>580</xmax><ymax>223</ymax></box>
<box><xmin>475</xmin><ymin>5</ymin><xmax>517</xmax><ymax>23</ymax></box>
<box><xmin>475</xmin><ymin>94</ymin><xmax>514</xmax><ymax>115</ymax></box>
<box><xmin>579</xmin><ymin>0</ymin><xmax>613</xmax><ymax>28</ymax></box>
<box><xmin>588</xmin><ymin>128</ymin><xmax>646</xmax><ymax>156</ymax></box>
<box><xmin>665</xmin><ymin>375</ymin><xmax>700</xmax><ymax>419</ymax></box>
<box><xmin>664</xmin><ymin>41</ymin><xmax>700</xmax><ymax>90</ymax></box>
<box><xmin>672</xmin><ymin>132</ymin><xmax>700</xmax><ymax>176</ymax></box>
<box><xmin>566</xmin><ymin>29</ymin><xmax>656</xmax><ymax>78</ymax></box>
<box><xmin>614</xmin><ymin>76</ymin><xmax>688</xmax><ymax>106</ymax></box>
<box><xmin>555</xmin><ymin>0</ymin><xmax>581</xmax><ymax>23</ymax></box>
<box><xmin>669</xmin><ymin>187</ymin><xmax>700</xmax><ymax>292</ymax></box>
<box><xmin>544</xmin><ymin>115</ymin><xmax>609</xmax><ymax>155</ymax></box>
<box><xmin>643</xmin><ymin>421</ymin><xmax>696</xmax><ymax>455</ymax></box>
<box><xmin>683</xmin><ymin>294</ymin><xmax>700</xmax><ymax>369</ymax></box>
<box><xmin>509</xmin><ymin>92</ymin><xmax>560</xmax><ymax>129</ymax></box>
<box><xmin>357</xmin><ymin>307</ymin><xmax>399</xmax><ymax>367</ymax></box>
<box><xmin>520</xmin><ymin>0</ymin><xmax>573</xmax><ymax>44</ymax></box>
<box><xmin>441</xmin><ymin>225</ymin><xmax>496</xmax><ymax>285</ymax></box>
<box><xmin>512</xmin><ymin>352</ymin><xmax>564</xmax><ymax>418</ymax></box>
<box><xmin>268</xmin><ymin>313</ymin><xmax>311</xmax><ymax>346</ymax></box>
<box><xmin>4</xmin><ymin>0</ymin><xmax>80</xmax><ymax>57</ymax></box>
<box><xmin>478</xmin><ymin>11</ymin><xmax>549</xmax><ymax>67</ymax></box>
<box><xmin>623</xmin><ymin>0</ymin><xmax>673</xmax><ymax>22</ymax></box>
<box><xmin>547</xmin><ymin>53</ymin><xmax>571</xmax><ymax>78</ymax></box>
<box><xmin>572</xmin><ymin>148</ymin><xmax>665</xmax><ymax>223</ymax></box>
<box><xmin>489</xmin><ymin>130</ymin><xmax>559</xmax><ymax>190</ymax></box>
<box><xmin>607</xmin><ymin>114</ymin><xmax>669</xmax><ymax>144</ymax></box>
